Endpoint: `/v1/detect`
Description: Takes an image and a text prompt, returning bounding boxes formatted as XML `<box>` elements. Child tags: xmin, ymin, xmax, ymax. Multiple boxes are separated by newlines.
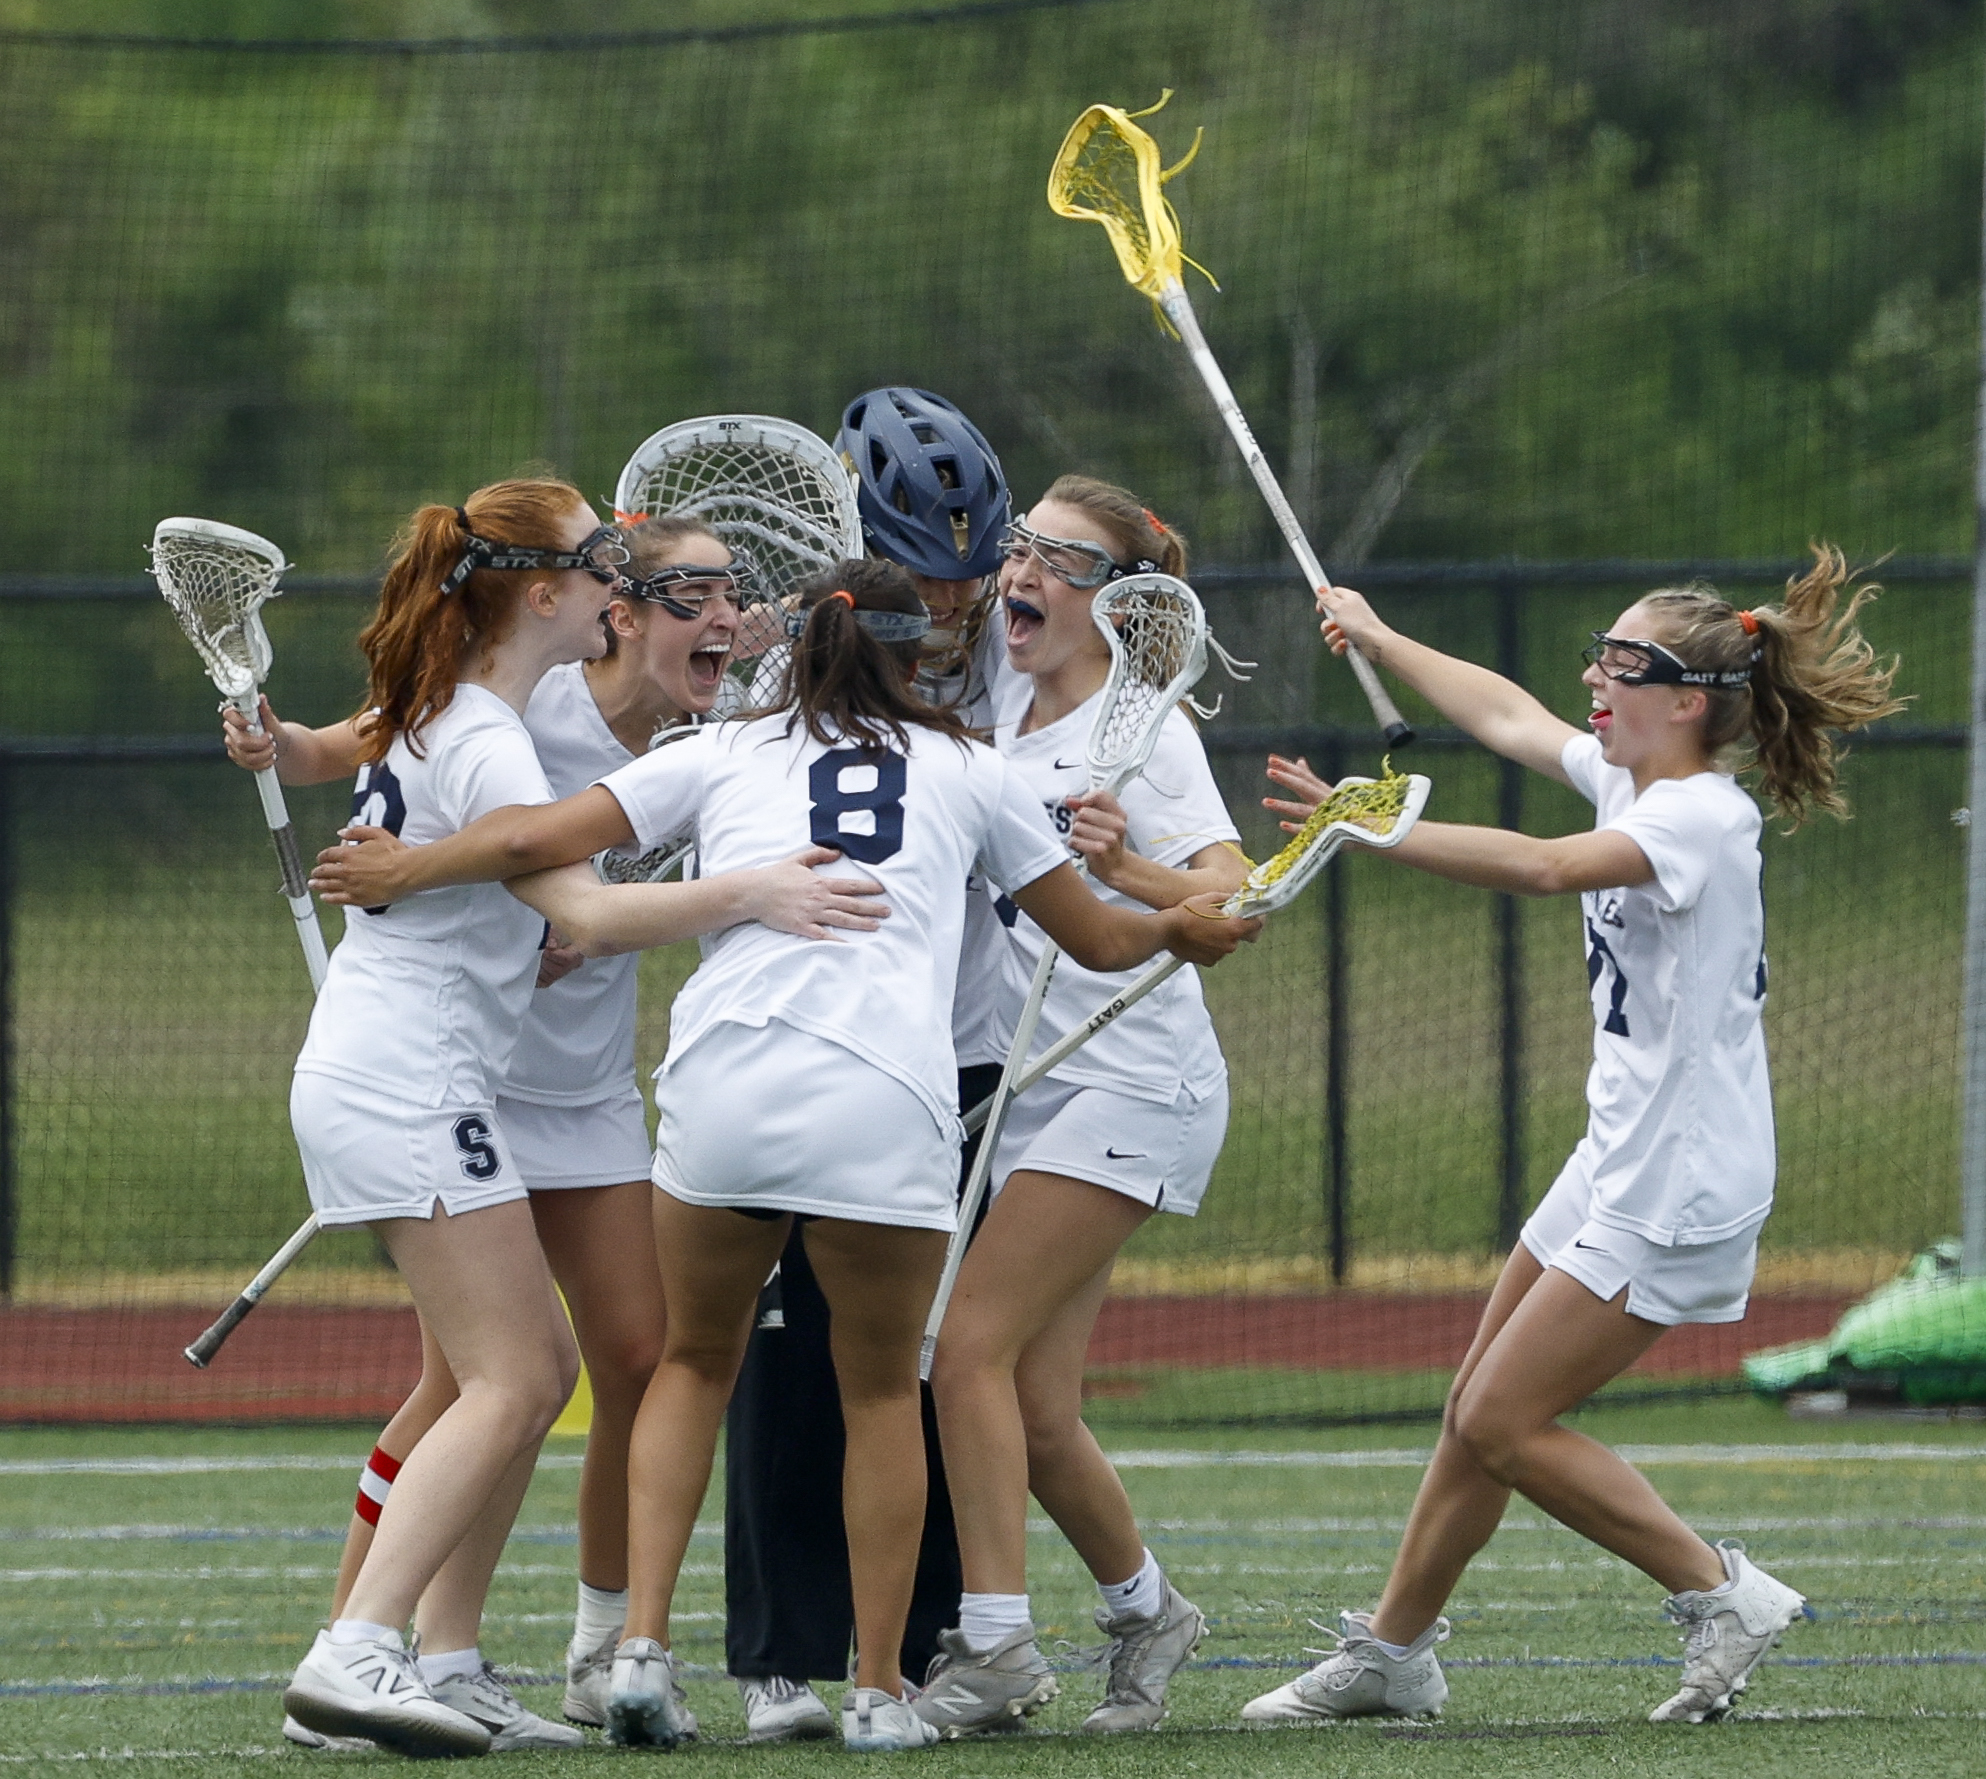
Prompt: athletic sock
<box><xmin>353</xmin><ymin>1445</ymin><xmax>401</xmax><ymax>1527</ymax></box>
<box><xmin>326</xmin><ymin>1618</ymin><xmax>399</xmax><ymax>1648</ymax></box>
<box><xmin>1097</xmin><ymin>1549</ymin><xmax>1165</xmax><ymax>1621</ymax></box>
<box><xmin>957</xmin><ymin>1592</ymin><xmax>1031</xmax><ymax>1652</ymax></box>
<box><xmin>1373</xmin><ymin>1635</ymin><xmax>1414</xmax><ymax>1660</ymax></box>
<box><xmin>417</xmin><ymin>1646</ymin><xmax>483</xmax><ymax>1685</ymax></box>
<box><xmin>572</xmin><ymin>1581</ymin><xmax>629</xmax><ymax>1655</ymax></box>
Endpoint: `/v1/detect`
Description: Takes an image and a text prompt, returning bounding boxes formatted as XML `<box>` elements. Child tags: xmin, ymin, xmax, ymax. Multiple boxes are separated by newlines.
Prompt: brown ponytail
<box><xmin>1040</xmin><ymin>473</ymin><xmax>1188</xmax><ymax>579</ymax></box>
<box><xmin>354</xmin><ymin>477</ymin><xmax>589</xmax><ymax>762</ymax></box>
<box><xmin>1641</xmin><ymin>543</ymin><xmax>1907</xmax><ymax>828</ymax></box>
<box><xmin>774</xmin><ymin>559</ymin><xmax>975</xmax><ymax>752</ymax></box>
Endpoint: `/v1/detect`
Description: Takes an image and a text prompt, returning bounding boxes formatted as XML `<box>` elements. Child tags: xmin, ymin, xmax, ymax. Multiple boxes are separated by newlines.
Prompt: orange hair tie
<box><xmin>1142</xmin><ymin>506</ymin><xmax>1168</xmax><ymax>535</ymax></box>
<box><xmin>1737</xmin><ymin>609</ymin><xmax>1760</xmax><ymax>635</ymax></box>
<box><xmin>827</xmin><ymin>590</ymin><xmax>855</xmax><ymax>609</ymax></box>
<box><xmin>612</xmin><ymin>509</ymin><xmax>644</xmax><ymax>527</ymax></box>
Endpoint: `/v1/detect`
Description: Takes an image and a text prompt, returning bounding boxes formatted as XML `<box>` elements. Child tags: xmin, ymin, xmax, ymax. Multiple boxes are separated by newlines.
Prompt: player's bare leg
<box><xmin>801</xmin><ymin>1216</ymin><xmax>947</xmax><ymax>1696</ymax></box>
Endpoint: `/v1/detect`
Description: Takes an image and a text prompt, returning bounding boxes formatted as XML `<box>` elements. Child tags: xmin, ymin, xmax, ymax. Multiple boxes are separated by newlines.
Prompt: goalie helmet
<box><xmin>837</xmin><ymin>387</ymin><xmax>1010</xmax><ymax>581</ymax></box>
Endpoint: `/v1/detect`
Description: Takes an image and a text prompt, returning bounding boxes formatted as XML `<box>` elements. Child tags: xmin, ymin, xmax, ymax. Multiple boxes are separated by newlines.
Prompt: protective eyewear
<box><xmin>999</xmin><ymin>520</ymin><xmax>1156</xmax><ymax>592</ymax></box>
<box><xmin>440</xmin><ymin>523</ymin><xmax>630</xmax><ymax>595</ymax></box>
<box><xmin>620</xmin><ymin>560</ymin><xmax>756</xmax><ymax>621</ymax></box>
<box><xmin>1582</xmin><ymin>632</ymin><xmax>1754</xmax><ymax>690</ymax></box>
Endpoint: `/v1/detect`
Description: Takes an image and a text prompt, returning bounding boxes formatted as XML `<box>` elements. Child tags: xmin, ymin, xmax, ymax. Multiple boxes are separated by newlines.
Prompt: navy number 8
<box><xmin>808</xmin><ymin>748</ymin><xmax>906</xmax><ymax>864</ymax></box>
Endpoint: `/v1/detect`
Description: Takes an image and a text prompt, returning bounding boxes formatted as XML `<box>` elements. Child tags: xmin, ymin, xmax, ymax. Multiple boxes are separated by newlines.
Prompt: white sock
<box><xmin>573</xmin><ymin>1581</ymin><xmax>628</xmax><ymax>1654</ymax></box>
<box><xmin>1097</xmin><ymin>1549</ymin><xmax>1165</xmax><ymax>1621</ymax></box>
<box><xmin>957</xmin><ymin>1592</ymin><xmax>1031</xmax><ymax>1652</ymax></box>
<box><xmin>417</xmin><ymin>1645</ymin><xmax>482</xmax><ymax>1685</ymax></box>
<box><xmin>326</xmin><ymin>1618</ymin><xmax>399</xmax><ymax>1648</ymax></box>
<box><xmin>1373</xmin><ymin>1635</ymin><xmax>1414</xmax><ymax>1660</ymax></box>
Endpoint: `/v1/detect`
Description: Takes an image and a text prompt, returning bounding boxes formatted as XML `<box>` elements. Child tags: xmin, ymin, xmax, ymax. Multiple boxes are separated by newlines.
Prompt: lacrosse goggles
<box><xmin>441</xmin><ymin>519</ymin><xmax>630</xmax><ymax>595</ymax></box>
<box><xmin>998</xmin><ymin>519</ymin><xmax>1158</xmax><ymax>592</ymax></box>
<box><xmin>619</xmin><ymin>556</ymin><xmax>765</xmax><ymax>621</ymax></box>
<box><xmin>1582</xmin><ymin>632</ymin><xmax>1756</xmax><ymax>690</ymax></box>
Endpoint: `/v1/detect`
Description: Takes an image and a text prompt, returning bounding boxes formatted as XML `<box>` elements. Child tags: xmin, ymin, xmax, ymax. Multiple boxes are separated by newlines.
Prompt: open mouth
<box><xmin>1589</xmin><ymin>699</ymin><xmax>1613</xmax><ymax>736</ymax></box>
<box><xmin>687</xmin><ymin>642</ymin><xmax>729</xmax><ymax>693</ymax></box>
<box><xmin>1005</xmin><ymin>596</ymin><xmax>1045</xmax><ymax>649</ymax></box>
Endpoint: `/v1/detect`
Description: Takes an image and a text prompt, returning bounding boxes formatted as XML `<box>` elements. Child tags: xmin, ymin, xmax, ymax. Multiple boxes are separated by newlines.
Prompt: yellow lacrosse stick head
<box><xmin>1048</xmin><ymin>90</ymin><xmax>1216</xmax><ymax>321</ymax></box>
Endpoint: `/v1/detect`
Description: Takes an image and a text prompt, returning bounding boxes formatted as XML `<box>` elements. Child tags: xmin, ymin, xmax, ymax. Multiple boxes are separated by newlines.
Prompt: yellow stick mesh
<box><xmin>1047</xmin><ymin>90</ymin><xmax>1214</xmax><ymax>318</ymax></box>
<box><xmin>1245</xmin><ymin>766</ymin><xmax>1414</xmax><ymax>894</ymax></box>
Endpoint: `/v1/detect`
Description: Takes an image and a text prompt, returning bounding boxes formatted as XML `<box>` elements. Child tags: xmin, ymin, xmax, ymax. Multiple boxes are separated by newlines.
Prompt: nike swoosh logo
<box><xmin>1105</xmin><ymin>1148</ymin><xmax>1146</xmax><ymax>1160</ymax></box>
<box><xmin>1054</xmin><ymin>758</ymin><xmax>1081</xmax><ymax>771</ymax></box>
<box><xmin>1571</xmin><ymin>1239</ymin><xmax>1606</xmax><ymax>1252</ymax></box>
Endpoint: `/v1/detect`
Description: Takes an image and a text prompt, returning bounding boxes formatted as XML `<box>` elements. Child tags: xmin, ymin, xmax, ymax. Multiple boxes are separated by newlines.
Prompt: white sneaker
<box><xmin>605</xmin><ymin>1637</ymin><xmax>698</xmax><ymax>1749</ymax></box>
<box><xmin>842</xmin><ymin>1686</ymin><xmax>941</xmax><ymax>1751</ymax></box>
<box><xmin>1240</xmin><ymin>1612</ymin><xmax>1449</xmax><ymax>1724</ymax></box>
<box><xmin>283</xmin><ymin>1628</ymin><xmax>492</xmax><ymax>1759</ymax></box>
<box><xmin>910</xmin><ymin>1625</ymin><xmax>1058</xmax><ymax>1737</ymax></box>
<box><xmin>736</xmin><ymin>1674</ymin><xmax>835</xmax><ymax>1743</ymax></box>
<box><xmin>1649</xmin><ymin>1541</ymin><xmax>1807</xmax><ymax>1724</ymax></box>
<box><xmin>429</xmin><ymin>1662</ymin><xmax>583</xmax><ymax>1751</ymax></box>
<box><xmin>280</xmin><ymin>1712</ymin><xmax>373</xmax><ymax>1753</ymax></box>
<box><xmin>563</xmin><ymin>1630</ymin><xmax>617</xmax><ymax>1728</ymax></box>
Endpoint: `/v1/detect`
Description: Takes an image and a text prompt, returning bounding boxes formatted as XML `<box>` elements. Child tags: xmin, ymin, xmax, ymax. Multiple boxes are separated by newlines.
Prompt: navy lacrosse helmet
<box><xmin>837</xmin><ymin>387</ymin><xmax>1010</xmax><ymax>581</ymax></box>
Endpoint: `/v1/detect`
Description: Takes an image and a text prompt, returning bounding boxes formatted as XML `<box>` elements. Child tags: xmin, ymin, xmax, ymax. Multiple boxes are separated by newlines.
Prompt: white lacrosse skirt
<box><xmin>497</xmin><ymin>1088</ymin><xmax>653</xmax><ymax>1193</ymax></box>
<box><xmin>1521</xmin><ymin>1159</ymin><xmax>1758</xmax><ymax>1327</ymax></box>
<box><xmin>291</xmin><ymin>1073</ymin><xmax>528</xmax><ymax>1227</ymax></box>
<box><xmin>989</xmin><ymin>1077</ymin><xmax>1228</xmax><ymax>1218</ymax></box>
<box><xmin>650</xmin><ymin>1018</ymin><xmax>958</xmax><ymax>1230</ymax></box>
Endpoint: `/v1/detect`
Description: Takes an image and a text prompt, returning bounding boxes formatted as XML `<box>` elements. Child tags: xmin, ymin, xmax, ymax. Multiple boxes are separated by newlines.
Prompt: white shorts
<box><xmin>651</xmin><ymin>1019</ymin><xmax>958</xmax><ymax>1231</ymax></box>
<box><xmin>291</xmin><ymin>1071</ymin><xmax>528</xmax><ymax>1228</ymax></box>
<box><xmin>496</xmin><ymin>1089</ymin><xmax>652</xmax><ymax>1192</ymax></box>
<box><xmin>990</xmin><ymin>1076</ymin><xmax>1228</xmax><ymax>1218</ymax></box>
<box><xmin>1521</xmin><ymin>1163</ymin><xmax>1759</xmax><ymax>1326</ymax></box>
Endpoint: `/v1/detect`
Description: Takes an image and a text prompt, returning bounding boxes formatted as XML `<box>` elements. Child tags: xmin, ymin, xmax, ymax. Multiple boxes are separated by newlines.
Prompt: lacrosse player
<box><xmin>1241</xmin><ymin>551</ymin><xmax>1901</xmax><ymax>1728</ymax></box>
<box><xmin>916</xmin><ymin>478</ymin><xmax>1245</xmax><ymax>1739</ymax></box>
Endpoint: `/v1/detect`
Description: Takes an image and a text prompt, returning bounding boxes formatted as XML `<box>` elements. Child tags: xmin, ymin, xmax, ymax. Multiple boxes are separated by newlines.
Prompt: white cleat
<box><xmin>1240</xmin><ymin>1612</ymin><xmax>1449</xmax><ymax>1725</ymax></box>
<box><xmin>1649</xmin><ymin>1540</ymin><xmax>1808</xmax><ymax>1724</ymax></box>
<box><xmin>283</xmin><ymin>1628</ymin><xmax>492</xmax><ymax>1759</ymax></box>
<box><xmin>842</xmin><ymin>1686</ymin><xmax>941</xmax><ymax>1751</ymax></box>
<box><xmin>563</xmin><ymin>1630</ymin><xmax>617</xmax><ymax>1728</ymax></box>
<box><xmin>605</xmin><ymin>1637</ymin><xmax>699</xmax><ymax>1749</ymax></box>
<box><xmin>736</xmin><ymin>1674</ymin><xmax>835</xmax><ymax>1743</ymax></box>
<box><xmin>909</xmin><ymin>1625</ymin><xmax>1058</xmax><ymax>1738</ymax></box>
<box><xmin>429</xmin><ymin>1662</ymin><xmax>583</xmax><ymax>1751</ymax></box>
<box><xmin>281</xmin><ymin>1712</ymin><xmax>373</xmax><ymax>1753</ymax></box>
<box><xmin>1080</xmin><ymin>1580</ymin><xmax>1206</xmax><ymax>1732</ymax></box>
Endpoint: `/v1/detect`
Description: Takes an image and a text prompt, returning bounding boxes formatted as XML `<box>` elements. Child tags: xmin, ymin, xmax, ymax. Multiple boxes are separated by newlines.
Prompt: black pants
<box><xmin>722</xmin><ymin>1062</ymin><xmax>1003</xmax><ymax>1683</ymax></box>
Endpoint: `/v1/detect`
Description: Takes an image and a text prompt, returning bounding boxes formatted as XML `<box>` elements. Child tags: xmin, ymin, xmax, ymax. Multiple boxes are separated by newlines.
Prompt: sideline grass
<box><xmin>3</xmin><ymin>1402</ymin><xmax>1983</xmax><ymax>1773</ymax></box>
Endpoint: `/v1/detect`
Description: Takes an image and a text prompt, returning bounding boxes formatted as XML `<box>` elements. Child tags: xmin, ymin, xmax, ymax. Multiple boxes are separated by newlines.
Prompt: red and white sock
<box><xmin>353</xmin><ymin>1445</ymin><xmax>402</xmax><ymax>1527</ymax></box>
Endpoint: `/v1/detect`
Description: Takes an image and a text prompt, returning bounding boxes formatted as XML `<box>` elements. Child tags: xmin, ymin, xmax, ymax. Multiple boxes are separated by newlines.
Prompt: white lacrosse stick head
<box><xmin>1084</xmin><ymin>572</ymin><xmax>1210</xmax><ymax>794</ymax></box>
<box><xmin>1230</xmin><ymin>772</ymin><xmax>1432</xmax><ymax>916</ymax></box>
<box><xmin>148</xmin><ymin>516</ymin><xmax>288</xmax><ymax>703</ymax></box>
<box><xmin>614</xmin><ymin>414</ymin><xmax>862</xmax><ymax>604</ymax></box>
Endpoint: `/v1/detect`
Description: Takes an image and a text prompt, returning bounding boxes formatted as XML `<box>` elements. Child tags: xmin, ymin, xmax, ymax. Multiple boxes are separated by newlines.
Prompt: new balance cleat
<box><xmin>910</xmin><ymin>1625</ymin><xmax>1058</xmax><ymax>1738</ymax></box>
<box><xmin>1240</xmin><ymin>1612</ymin><xmax>1449</xmax><ymax>1724</ymax></box>
<box><xmin>841</xmin><ymin>1686</ymin><xmax>941</xmax><ymax>1751</ymax></box>
<box><xmin>283</xmin><ymin>1628</ymin><xmax>492</xmax><ymax>1759</ymax></box>
<box><xmin>605</xmin><ymin>1637</ymin><xmax>698</xmax><ymax>1749</ymax></box>
<box><xmin>1649</xmin><ymin>1541</ymin><xmax>1807</xmax><ymax>1724</ymax></box>
<box><xmin>737</xmin><ymin>1674</ymin><xmax>835</xmax><ymax>1743</ymax></box>
<box><xmin>1079</xmin><ymin>1580</ymin><xmax>1206</xmax><ymax>1732</ymax></box>
<box><xmin>281</xmin><ymin>1712</ymin><xmax>373</xmax><ymax>1753</ymax></box>
<box><xmin>563</xmin><ymin>1631</ymin><xmax>617</xmax><ymax>1728</ymax></box>
<box><xmin>430</xmin><ymin>1662</ymin><xmax>583</xmax><ymax>1751</ymax></box>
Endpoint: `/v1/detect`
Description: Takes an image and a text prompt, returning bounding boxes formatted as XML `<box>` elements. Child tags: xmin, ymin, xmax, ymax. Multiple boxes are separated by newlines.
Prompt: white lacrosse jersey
<box><xmin>982</xmin><ymin>679</ymin><xmax>1240</xmax><ymax>1106</ymax></box>
<box><xmin>295</xmin><ymin>684</ymin><xmax>555</xmax><ymax>1108</ymax></box>
<box><xmin>502</xmin><ymin>662</ymin><xmax>640</xmax><ymax>1107</ymax></box>
<box><xmin>596</xmin><ymin>715</ymin><xmax>1066</xmax><ymax>1135</ymax></box>
<box><xmin>1555</xmin><ymin>732</ymin><xmax>1774</xmax><ymax>1245</ymax></box>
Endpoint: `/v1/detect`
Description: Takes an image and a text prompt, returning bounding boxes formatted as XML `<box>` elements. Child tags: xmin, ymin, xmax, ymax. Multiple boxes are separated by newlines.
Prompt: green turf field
<box><xmin>3</xmin><ymin>1399</ymin><xmax>1982</xmax><ymax>1773</ymax></box>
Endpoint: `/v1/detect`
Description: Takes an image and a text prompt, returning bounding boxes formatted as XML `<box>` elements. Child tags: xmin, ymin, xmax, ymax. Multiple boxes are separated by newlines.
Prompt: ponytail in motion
<box><xmin>1642</xmin><ymin>543</ymin><xmax>1907</xmax><ymax>827</ymax></box>
<box><xmin>354</xmin><ymin>477</ymin><xmax>589</xmax><ymax>762</ymax></box>
<box><xmin>778</xmin><ymin>559</ymin><xmax>976</xmax><ymax>752</ymax></box>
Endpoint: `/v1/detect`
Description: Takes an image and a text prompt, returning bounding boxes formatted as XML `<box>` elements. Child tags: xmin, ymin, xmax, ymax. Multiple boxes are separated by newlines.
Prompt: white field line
<box><xmin>0</xmin><ymin>1562</ymin><xmax>725</xmax><ymax>1583</ymax></box>
<box><xmin>2</xmin><ymin>1523</ymin><xmax>716</xmax><ymax>1542</ymax></box>
<box><xmin>0</xmin><ymin>1455</ymin><xmax>584</xmax><ymax>1476</ymax></box>
<box><xmin>1110</xmin><ymin>1443</ymin><xmax>1986</xmax><ymax>1468</ymax></box>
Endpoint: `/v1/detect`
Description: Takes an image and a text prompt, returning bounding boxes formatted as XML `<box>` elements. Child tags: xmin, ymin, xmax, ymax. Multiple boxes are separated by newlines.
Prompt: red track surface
<box><xmin>0</xmin><ymin>1293</ymin><xmax>1849</xmax><ymax>1423</ymax></box>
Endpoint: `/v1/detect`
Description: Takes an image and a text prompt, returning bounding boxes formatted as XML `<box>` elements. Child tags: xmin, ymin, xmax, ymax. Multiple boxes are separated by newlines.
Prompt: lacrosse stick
<box><xmin>150</xmin><ymin>518</ymin><xmax>330</xmax><ymax>988</ymax></box>
<box><xmin>1048</xmin><ymin>94</ymin><xmax>1414</xmax><ymax>748</ymax></box>
<box><xmin>616</xmin><ymin>414</ymin><xmax>864</xmax><ymax>712</ymax></box>
<box><xmin>921</xmin><ymin>573</ymin><xmax>1218</xmax><ymax>1379</ymax></box>
<box><xmin>958</xmin><ymin>769</ymin><xmax>1431</xmax><ymax>1142</ymax></box>
<box><xmin>594</xmin><ymin>720</ymin><xmax>704</xmax><ymax>885</ymax></box>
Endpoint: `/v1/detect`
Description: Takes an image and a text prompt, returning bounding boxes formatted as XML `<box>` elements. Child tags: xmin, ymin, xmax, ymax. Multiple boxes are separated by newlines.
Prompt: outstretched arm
<box><xmin>1010</xmin><ymin>862</ymin><xmax>1260</xmax><ymax>974</ymax></box>
<box><xmin>1319</xmin><ymin>587</ymin><xmax>1579</xmax><ymax>784</ymax></box>
<box><xmin>222</xmin><ymin>697</ymin><xmax>369</xmax><ymax>785</ymax></box>
<box><xmin>1065</xmin><ymin>791</ymin><xmax>1248</xmax><ymax>911</ymax></box>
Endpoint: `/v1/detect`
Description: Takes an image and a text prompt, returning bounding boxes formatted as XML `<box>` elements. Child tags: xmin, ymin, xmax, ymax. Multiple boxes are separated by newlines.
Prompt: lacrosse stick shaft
<box><xmin>920</xmin><ymin>942</ymin><xmax>1059</xmax><ymax>1381</ymax></box>
<box><xmin>233</xmin><ymin>694</ymin><xmax>329</xmax><ymax>991</ymax></box>
<box><xmin>1157</xmin><ymin>283</ymin><xmax>1414</xmax><ymax>748</ymax></box>
<box><xmin>183</xmin><ymin>1213</ymin><xmax>321</xmax><ymax>1367</ymax></box>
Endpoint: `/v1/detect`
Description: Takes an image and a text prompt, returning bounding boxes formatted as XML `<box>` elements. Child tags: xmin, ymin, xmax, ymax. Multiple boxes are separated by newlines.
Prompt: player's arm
<box><xmin>221</xmin><ymin>697</ymin><xmax>369</xmax><ymax>785</ymax></box>
<box><xmin>1319</xmin><ymin>587</ymin><xmax>1578</xmax><ymax>784</ymax></box>
<box><xmin>1066</xmin><ymin>790</ymin><xmax>1247</xmax><ymax>910</ymax></box>
<box><xmin>1010</xmin><ymin>862</ymin><xmax>1260</xmax><ymax>974</ymax></box>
